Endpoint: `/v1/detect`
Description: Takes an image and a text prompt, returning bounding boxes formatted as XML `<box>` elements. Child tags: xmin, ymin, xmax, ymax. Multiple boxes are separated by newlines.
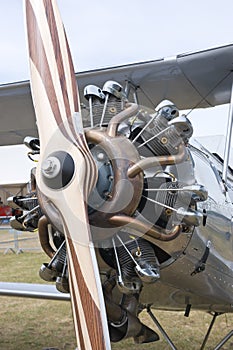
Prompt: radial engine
<box><xmin>8</xmin><ymin>80</ymin><xmax>209</xmax><ymax>343</ymax></box>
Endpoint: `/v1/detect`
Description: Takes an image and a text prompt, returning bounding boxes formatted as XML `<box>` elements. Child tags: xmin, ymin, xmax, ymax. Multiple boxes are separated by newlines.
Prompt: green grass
<box><xmin>0</xmin><ymin>251</ymin><xmax>233</xmax><ymax>349</ymax></box>
<box><xmin>0</xmin><ymin>252</ymin><xmax>75</xmax><ymax>350</ymax></box>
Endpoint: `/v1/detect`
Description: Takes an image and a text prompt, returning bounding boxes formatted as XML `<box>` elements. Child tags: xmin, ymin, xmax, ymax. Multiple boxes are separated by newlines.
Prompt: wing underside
<box><xmin>0</xmin><ymin>43</ymin><xmax>233</xmax><ymax>146</ymax></box>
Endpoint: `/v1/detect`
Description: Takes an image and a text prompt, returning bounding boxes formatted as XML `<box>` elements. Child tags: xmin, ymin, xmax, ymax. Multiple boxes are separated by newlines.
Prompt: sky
<box><xmin>1</xmin><ymin>0</ymin><xmax>233</xmax><ymax>83</ymax></box>
<box><xmin>0</xmin><ymin>0</ymin><xmax>233</xmax><ymax>184</ymax></box>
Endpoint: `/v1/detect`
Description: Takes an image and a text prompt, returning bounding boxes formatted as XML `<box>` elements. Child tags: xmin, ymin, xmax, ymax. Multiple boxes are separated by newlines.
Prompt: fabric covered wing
<box><xmin>0</xmin><ymin>43</ymin><xmax>233</xmax><ymax>146</ymax></box>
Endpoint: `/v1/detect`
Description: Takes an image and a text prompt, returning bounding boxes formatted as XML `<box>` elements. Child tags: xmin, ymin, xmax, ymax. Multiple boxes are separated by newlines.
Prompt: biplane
<box><xmin>1</xmin><ymin>1</ymin><xmax>233</xmax><ymax>349</ymax></box>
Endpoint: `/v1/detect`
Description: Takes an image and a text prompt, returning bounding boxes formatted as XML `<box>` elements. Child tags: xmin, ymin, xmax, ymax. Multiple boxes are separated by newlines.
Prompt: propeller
<box><xmin>24</xmin><ymin>1</ymin><xmax>111</xmax><ymax>349</ymax></box>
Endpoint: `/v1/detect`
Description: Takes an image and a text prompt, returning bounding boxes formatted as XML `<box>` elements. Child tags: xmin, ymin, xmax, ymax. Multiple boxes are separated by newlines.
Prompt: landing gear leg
<box><xmin>147</xmin><ymin>308</ymin><xmax>233</xmax><ymax>350</ymax></box>
<box><xmin>200</xmin><ymin>312</ymin><xmax>220</xmax><ymax>350</ymax></box>
<box><xmin>147</xmin><ymin>307</ymin><xmax>178</xmax><ymax>350</ymax></box>
<box><xmin>214</xmin><ymin>330</ymin><xmax>233</xmax><ymax>350</ymax></box>
<box><xmin>200</xmin><ymin>312</ymin><xmax>233</xmax><ymax>350</ymax></box>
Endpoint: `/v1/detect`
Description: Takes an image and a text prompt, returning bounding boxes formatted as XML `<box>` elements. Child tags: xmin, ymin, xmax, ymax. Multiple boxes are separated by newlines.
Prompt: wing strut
<box><xmin>223</xmin><ymin>79</ymin><xmax>233</xmax><ymax>183</ymax></box>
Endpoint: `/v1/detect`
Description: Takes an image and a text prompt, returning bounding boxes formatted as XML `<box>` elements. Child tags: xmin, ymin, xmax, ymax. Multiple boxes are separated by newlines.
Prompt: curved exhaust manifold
<box><xmin>85</xmin><ymin>103</ymin><xmax>188</xmax><ymax>242</ymax></box>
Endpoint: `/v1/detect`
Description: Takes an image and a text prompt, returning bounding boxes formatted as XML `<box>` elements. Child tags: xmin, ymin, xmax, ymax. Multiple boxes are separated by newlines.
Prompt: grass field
<box><xmin>1</xmin><ymin>231</ymin><xmax>233</xmax><ymax>349</ymax></box>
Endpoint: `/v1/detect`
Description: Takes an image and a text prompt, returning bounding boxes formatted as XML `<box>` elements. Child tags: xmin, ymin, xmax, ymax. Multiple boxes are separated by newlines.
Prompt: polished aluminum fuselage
<box><xmin>137</xmin><ymin>139</ymin><xmax>233</xmax><ymax>313</ymax></box>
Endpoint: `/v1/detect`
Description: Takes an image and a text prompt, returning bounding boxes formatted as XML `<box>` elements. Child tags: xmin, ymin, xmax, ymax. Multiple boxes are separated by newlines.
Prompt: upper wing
<box><xmin>0</xmin><ymin>43</ymin><xmax>233</xmax><ymax>146</ymax></box>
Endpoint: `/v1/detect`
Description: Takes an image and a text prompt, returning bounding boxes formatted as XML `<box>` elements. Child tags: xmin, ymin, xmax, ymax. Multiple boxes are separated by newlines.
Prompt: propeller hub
<box><xmin>41</xmin><ymin>151</ymin><xmax>75</xmax><ymax>190</ymax></box>
<box><xmin>42</xmin><ymin>156</ymin><xmax>61</xmax><ymax>179</ymax></box>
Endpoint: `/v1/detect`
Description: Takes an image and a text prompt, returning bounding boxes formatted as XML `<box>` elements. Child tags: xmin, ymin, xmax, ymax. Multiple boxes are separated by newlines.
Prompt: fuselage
<box><xmin>137</xmin><ymin>139</ymin><xmax>233</xmax><ymax>312</ymax></box>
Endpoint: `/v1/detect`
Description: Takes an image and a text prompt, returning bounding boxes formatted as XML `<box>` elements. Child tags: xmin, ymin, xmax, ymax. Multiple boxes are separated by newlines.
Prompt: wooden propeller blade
<box><xmin>24</xmin><ymin>1</ymin><xmax>111</xmax><ymax>349</ymax></box>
